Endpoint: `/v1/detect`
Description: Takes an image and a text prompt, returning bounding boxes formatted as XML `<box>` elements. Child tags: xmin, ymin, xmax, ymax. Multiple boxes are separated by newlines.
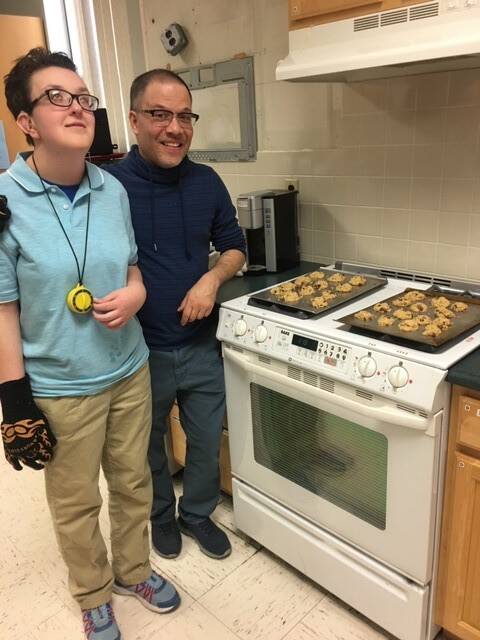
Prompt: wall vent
<box><xmin>353</xmin><ymin>15</ymin><xmax>379</xmax><ymax>31</ymax></box>
<box><xmin>288</xmin><ymin>366</ymin><xmax>302</xmax><ymax>381</ymax></box>
<box><xmin>381</xmin><ymin>8</ymin><xmax>408</xmax><ymax>27</ymax></box>
<box><xmin>409</xmin><ymin>2</ymin><xmax>439</xmax><ymax>20</ymax></box>
<box><xmin>418</xmin><ymin>410</ymin><xmax>428</xmax><ymax>418</ymax></box>
<box><xmin>320</xmin><ymin>377</ymin><xmax>335</xmax><ymax>393</ymax></box>
<box><xmin>353</xmin><ymin>2</ymin><xmax>439</xmax><ymax>33</ymax></box>
<box><xmin>303</xmin><ymin>371</ymin><xmax>319</xmax><ymax>387</ymax></box>
<box><xmin>378</xmin><ymin>268</ymin><xmax>452</xmax><ymax>287</ymax></box>
<box><xmin>356</xmin><ymin>389</ymin><xmax>374</xmax><ymax>401</ymax></box>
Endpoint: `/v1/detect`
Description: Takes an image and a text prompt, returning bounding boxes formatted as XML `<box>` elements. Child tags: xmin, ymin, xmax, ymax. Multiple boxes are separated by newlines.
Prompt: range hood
<box><xmin>276</xmin><ymin>1</ymin><xmax>480</xmax><ymax>83</ymax></box>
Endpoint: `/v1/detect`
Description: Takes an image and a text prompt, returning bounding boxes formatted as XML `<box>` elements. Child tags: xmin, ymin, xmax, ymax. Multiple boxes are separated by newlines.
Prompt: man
<box><xmin>106</xmin><ymin>69</ymin><xmax>245</xmax><ymax>560</ymax></box>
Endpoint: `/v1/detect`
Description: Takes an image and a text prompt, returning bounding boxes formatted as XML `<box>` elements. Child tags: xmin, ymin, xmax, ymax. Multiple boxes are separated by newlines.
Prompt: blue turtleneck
<box><xmin>104</xmin><ymin>145</ymin><xmax>245</xmax><ymax>350</ymax></box>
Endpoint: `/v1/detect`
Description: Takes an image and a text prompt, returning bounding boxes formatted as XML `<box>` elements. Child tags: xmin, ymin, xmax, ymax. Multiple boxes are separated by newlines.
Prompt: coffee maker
<box><xmin>236</xmin><ymin>189</ymin><xmax>299</xmax><ymax>273</ymax></box>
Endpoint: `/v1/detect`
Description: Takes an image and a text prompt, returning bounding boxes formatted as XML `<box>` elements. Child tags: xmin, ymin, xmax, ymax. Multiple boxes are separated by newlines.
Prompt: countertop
<box><xmin>447</xmin><ymin>348</ymin><xmax>480</xmax><ymax>391</ymax></box>
<box><xmin>217</xmin><ymin>261</ymin><xmax>321</xmax><ymax>304</ymax></box>
<box><xmin>217</xmin><ymin>261</ymin><xmax>480</xmax><ymax>392</ymax></box>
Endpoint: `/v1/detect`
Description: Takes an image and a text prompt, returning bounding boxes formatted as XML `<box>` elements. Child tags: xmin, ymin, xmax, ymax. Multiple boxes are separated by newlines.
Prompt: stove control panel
<box><xmin>218</xmin><ymin>308</ymin><xmax>449</xmax><ymax>410</ymax></box>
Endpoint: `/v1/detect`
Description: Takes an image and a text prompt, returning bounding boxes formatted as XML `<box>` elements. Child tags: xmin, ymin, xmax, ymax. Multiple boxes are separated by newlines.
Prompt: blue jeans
<box><xmin>148</xmin><ymin>329</ymin><xmax>226</xmax><ymax>525</ymax></box>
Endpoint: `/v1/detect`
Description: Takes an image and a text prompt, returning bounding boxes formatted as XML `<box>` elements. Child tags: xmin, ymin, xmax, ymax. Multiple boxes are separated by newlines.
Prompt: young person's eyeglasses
<box><xmin>139</xmin><ymin>109</ymin><xmax>199</xmax><ymax>128</ymax></box>
<box><xmin>29</xmin><ymin>89</ymin><xmax>99</xmax><ymax>112</ymax></box>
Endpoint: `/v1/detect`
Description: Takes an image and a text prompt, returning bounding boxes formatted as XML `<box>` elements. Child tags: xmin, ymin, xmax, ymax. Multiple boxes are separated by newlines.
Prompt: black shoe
<box><xmin>178</xmin><ymin>516</ymin><xmax>232</xmax><ymax>559</ymax></box>
<box><xmin>151</xmin><ymin>520</ymin><xmax>182</xmax><ymax>559</ymax></box>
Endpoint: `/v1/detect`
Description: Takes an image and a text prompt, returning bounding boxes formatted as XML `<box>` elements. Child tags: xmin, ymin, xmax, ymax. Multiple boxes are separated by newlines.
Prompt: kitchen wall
<box><xmin>141</xmin><ymin>0</ymin><xmax>480</xmax><ymax>282</ymax></box>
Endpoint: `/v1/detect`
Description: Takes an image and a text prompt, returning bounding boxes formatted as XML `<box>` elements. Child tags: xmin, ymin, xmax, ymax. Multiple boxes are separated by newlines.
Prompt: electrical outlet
<box><xmin>284</xmin><ymin>178</ymin><xmax>299</xmax><ymax>192</ymax></box>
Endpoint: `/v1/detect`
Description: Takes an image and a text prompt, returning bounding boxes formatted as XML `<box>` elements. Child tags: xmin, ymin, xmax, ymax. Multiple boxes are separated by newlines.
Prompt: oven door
<box><xmin>223</xmin><ymin>344</ymin><xmax>445</xmax><ymax>585</ymax></box>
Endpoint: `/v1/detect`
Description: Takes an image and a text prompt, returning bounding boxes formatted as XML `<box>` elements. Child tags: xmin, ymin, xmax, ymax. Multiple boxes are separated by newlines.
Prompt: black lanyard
<box><xmin>32</xmin><ymin>154</ymin><xmax>91</xmax><ymax>287</ymax></box>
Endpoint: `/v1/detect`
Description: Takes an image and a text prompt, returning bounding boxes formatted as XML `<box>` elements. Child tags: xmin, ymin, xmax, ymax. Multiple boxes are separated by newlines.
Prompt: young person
<box><xmin>106</xmin><ymin>70</ymin><xmax>245</xmax><ymax>561</ymax></box>
<box><xmin>0</xmin><ymin>48</ymin><xmax>180</xmax><ymax>640</ymax></box>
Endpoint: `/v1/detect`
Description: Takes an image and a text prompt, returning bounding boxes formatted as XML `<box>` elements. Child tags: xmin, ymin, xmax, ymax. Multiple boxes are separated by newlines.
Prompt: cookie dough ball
<box><xmin>282</xmin><ymin>281</ymin><xmax>296</xmax><ymax>291</ymax></box>
<box><xmin>354</xmin><ymin>310</ymin><xmax>373</xmax><ymax>322</ymax></box>
<box><xmin>349</xmin><ymin>275</ymin><xmax>367</xmax><ymax>286</ymax></box>
<box><xmin>436</xmin><ymin>307</ymin><xmax>455</xmax><ymax>319</ymax></box>
<box><xmin>309</xmin><ymin>271</ymin><xmax>325</xmax><ymax>280</ymax></box>
<box><xmin>451</xmin><ymin>301</ymin><xmax>468</xmax><ymax>312</ymax></box>
<box><xmin>311</xmin><ymin>296</ymin><xmax>328</xmax><ymax>309</ymax></box>
<box><xmin>378</xmin><ymin>315</ymin><xmax>395</xmax><ymax>327</ymax></box>
<box><xmin>393</xmin><ymin>309</ymin><xmax>413</xmax><ymax>320</ymax></box>
<box><xmin>399</xmin><ymin>319</ymin><xmax>419</xmax><ymax>332</ymax></box>
<box><xmin>336</xmin><ymin>283</ymin><xmax>353</xmax><ymax>293</ymax></box>
<box><xmin>328</xmin><ymin>273</ymin><xmax>345</xmax><ymax>283</ymax></box>
<box><xmin>422</xmin><ymin>323</ymin><xmax>442</xmax><ymax>338</ymax></box>
<box><xmin>374</xmin><ymin>302</ymin><xmax>391</xmax><ymax>313</ymax></box>
<box><xmin>433</xmin><ymin>315</ymin><xmax>452</xmax><ymax>330</ymax></box>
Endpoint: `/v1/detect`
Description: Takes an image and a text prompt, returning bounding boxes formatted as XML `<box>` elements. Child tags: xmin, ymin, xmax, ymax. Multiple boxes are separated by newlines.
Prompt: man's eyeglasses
<box><xmin>139</xmin><ymin>109</ymin><xmax>199</xmax><ymax>128</ymax></box>
<box><xmin>29</xmin><ymin>89</ymin><xmax>99</xmax><ymax>112</ymax></box>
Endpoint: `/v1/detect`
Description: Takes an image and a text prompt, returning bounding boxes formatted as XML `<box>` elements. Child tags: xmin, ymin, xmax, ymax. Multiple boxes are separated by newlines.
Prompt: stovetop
<box><xmin>220</xmin><ymin>263</ymin><xmax>480</xmax><ymax>371</ymax></box>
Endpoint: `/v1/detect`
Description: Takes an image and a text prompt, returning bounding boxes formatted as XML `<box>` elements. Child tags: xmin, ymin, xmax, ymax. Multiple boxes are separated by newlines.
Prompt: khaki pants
<box><xmin>35</xmin><ymin>364</ymin><xmax>153</xmax><ymax>609</ymax></box>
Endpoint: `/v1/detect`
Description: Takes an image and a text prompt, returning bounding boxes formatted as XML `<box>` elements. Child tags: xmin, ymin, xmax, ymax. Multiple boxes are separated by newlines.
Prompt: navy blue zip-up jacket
<box><xmin>105</xmin><ymin>146</ymin><xmax>245</xmax><ymax>350</ymax></box>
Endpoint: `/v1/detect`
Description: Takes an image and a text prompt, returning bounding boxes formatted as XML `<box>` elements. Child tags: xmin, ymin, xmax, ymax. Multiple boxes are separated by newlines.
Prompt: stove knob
<box><xmin>357</xmin><ymin>355</ymin><xmax>377</xmax><ymax>378</ymax></box>
<box><xmin>388</xmin><ymin>365</ymin><xmax>409</xmax><ymax>389</ymax></box>
<box><xmin>254</xmin><ymin>324</ymin><xmax>268</xmax><ymax>343</ymax></box>
<box><xmin>234</xmin><ymin>318</ymin><xmax>247</xmax><ymax>336</ymax></box>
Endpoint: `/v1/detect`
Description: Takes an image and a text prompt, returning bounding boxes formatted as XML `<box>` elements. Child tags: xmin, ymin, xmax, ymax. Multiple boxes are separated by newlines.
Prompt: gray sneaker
<box><xmin>82</xmin><ymin>603</ymin><xmax>121</xmax><ymax>640</ymax></box>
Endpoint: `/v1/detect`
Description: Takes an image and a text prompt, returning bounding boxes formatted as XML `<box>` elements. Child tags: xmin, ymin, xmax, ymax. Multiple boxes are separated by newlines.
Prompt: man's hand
<box><xmin>177</xmin><ymin>271</ymin><xmax>221</xmax><ymax>326</ymax></box>
<box><xmin>93</xmin><ymin>281</ymin><xmax>146</xmax><ymax>330</ymax></box>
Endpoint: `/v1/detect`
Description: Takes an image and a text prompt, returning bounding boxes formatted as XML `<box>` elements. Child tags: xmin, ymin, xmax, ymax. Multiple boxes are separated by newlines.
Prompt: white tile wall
<box><xmin>141</xmin><ymin>0</ymin><xmax>480</xmax><ymax>282</ymax></box>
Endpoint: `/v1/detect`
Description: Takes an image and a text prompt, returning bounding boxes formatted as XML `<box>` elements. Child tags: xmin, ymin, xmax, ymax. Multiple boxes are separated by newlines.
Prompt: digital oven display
<box><xmin>292</xmin><ymin>334</ymin><xmax>318</xmax><ymax>352</ymax></box>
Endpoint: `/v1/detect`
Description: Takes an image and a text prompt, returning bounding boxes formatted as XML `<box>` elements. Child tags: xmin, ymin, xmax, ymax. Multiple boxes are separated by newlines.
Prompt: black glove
<box><xmin>0</xmin><ymin>195</ymin><xmax>11</xmax><ymax>233</ymax></box>
<box><xmin>0</xmin><ymin>375</ymin><xmax>57</xmax><ymax>471</ymax></box>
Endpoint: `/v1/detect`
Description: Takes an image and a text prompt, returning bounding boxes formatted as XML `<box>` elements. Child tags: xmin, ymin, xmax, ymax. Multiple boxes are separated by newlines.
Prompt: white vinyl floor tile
<box><xmin>1</xmin><ymin>454</ymin><xmax>400</xmax><ymax>640</ymax></box>
<box><xmin>200</xmin><ymin>548</ymin><xmax>325</xmax><ymax>640</ymax></box>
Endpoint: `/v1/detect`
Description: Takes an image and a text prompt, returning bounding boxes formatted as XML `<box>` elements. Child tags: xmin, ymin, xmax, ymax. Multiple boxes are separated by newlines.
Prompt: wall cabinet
<box><xmin>168</xmin><ymin>403</ymin><xmax>232</xmax><ymax>495</ymax></box>
<box><xmin>289</xmin><ymin>0</ymin><xmax>421</xmax><ymax>29</ymax></box>
<box><xmin>436</xmin><ymin>386</ymin><xmax>480</xmax><ymax>640</ymax></box>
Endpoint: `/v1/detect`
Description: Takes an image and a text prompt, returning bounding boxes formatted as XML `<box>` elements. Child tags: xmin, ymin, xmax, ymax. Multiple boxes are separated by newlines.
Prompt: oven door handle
<box><xmin>224</xmin><ymin>347</ymin><xmax>430</xmax><ymax>432</ymax></box>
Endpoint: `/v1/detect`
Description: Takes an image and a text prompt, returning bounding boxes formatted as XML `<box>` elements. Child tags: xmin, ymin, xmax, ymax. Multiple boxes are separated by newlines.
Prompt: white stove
<box><xmin>217</xmin><ymin>264</ymin><xmax>480</xmax><ymax>640</ymax></box>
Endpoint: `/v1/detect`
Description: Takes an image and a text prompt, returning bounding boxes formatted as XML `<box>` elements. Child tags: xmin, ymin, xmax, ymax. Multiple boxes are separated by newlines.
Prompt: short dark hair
<box><xmin>130</xmin><ymin>68</ymin><xmax>192</xmax><ymax>111</ymax></box>
<box><xmin>4</xmin><ymin>47</ymin><xmax>77</xmax><ymax>145</ymax></box>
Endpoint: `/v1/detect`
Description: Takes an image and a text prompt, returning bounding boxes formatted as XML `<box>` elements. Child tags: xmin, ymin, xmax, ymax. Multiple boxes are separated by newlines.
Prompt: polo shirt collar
<box><xmin>7</xmin><ymin>152</ymin><xmax>104</xmax><ymax>193</ymax></box>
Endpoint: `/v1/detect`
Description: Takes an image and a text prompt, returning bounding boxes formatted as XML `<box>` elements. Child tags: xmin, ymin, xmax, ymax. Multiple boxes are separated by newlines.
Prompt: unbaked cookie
<box><xmin>431</xmin><ymin>296</ymin><xmax>451</xmax><ymax>309</ymax></box>
<box><xmin>392</xmin><ymin>297</ymin><xmax>410</xmax><ymax>307</ymax></box>
<box><xmin>314</xmin><ymin>280</ymin><xmax>329</xmax><ymax>290</ymax></box>
<box><xmin>436</xmin><ymin>307</ymin><xmax>455</xmax><ymax>319</ymax></box>
<box><xmin>294</xmin><ymin>275</ymin><xmax>311</xmax><ymax>287</ymax></box>
<box><xmin>322</xmin><ymin>291</ymin><xmax>337</xmax><ymax>301</ymax></box>
<box><xmin>433</xmin><ymin>315</ymin><xmax>452</xmax><ymax>330</ymax></box>
<box><xmin>283</xmin><ymin>291</ymin><xmax>301</xmax><ymax>303</ymax></box>
<box><xmin>354</xmin><ymin>310</ymin><xmax>373</xmax><ymax>322</ymax></box>
<box><xmin>404</xmin><ymin>291</ymin><xmax>426</xmax><ymax>302</ymax></box>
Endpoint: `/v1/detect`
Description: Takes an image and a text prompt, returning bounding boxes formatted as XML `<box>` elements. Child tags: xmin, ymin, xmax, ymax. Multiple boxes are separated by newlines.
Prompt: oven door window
<box><xmin>251</xmin><ymin>383</ymin><xmax>388</xmax><ymax>530</ymax></box>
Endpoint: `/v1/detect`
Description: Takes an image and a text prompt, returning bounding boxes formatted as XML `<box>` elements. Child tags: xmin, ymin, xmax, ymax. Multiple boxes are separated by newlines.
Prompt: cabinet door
<box><xmin>441</xmin><ymin>452</ymin><xmax>480</xmax><ymax>639</ymax></box>
<box><xmin>290</xmin><ymin>0</ymin><xmax>379</xmax><ymax>21</ymax></box>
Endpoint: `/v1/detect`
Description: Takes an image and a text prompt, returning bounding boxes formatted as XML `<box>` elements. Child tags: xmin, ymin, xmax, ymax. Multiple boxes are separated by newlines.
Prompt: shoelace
<box><xmin>82</xmin><ymin>604</ymin><xmax>114</xmax><ymax>639</ymax></box>
<box><xmin>195</xmin><ymin>518</ymin><xmax>218</xmax><ymax>536</ymax></box>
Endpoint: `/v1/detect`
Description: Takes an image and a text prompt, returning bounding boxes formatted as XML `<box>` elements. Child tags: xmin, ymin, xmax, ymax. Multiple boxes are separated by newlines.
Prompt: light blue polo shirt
<box><xmin>0</xmin><ymin>153</ymin><xmax>149</xmax><ymax>397</ymax></box>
